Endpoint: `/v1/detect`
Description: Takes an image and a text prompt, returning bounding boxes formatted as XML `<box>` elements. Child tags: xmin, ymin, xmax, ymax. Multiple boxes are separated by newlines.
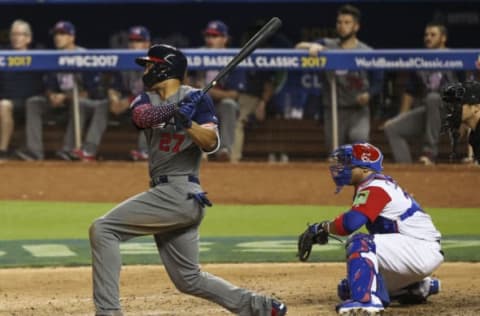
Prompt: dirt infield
<box><xmin>1</xmin><ymin>263</ymin><xmax>479</xmax><ymax>316</ymax></box>
<box><xmin>0</xmin><ymin>161</ymin><xmax>479</xmax><ymax>207</ymax></box>
<box><xmin>0</xmin><ymin>161</ymin><xmax>479</xmax><ymax>315</ymax></box>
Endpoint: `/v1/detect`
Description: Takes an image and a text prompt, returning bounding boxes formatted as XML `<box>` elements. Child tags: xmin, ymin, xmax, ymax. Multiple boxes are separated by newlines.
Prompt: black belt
<box><xmin>436</xmin><ymin>240</ymin><xmax>444</xmax><ymax>257</ymax></box>
<box><xmin>150</xmin><ymin>175</ymin><xmax>200</xmax><ymax>187</ymax></box>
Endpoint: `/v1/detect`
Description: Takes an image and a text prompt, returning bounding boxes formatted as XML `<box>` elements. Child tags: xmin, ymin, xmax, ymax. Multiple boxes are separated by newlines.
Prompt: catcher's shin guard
<box><xmin>345</xmin><ymin>234</ymin><xmax>390</xmax><ymax>306</ymax></box>
<box><xmin>337</xmin><ymin>276</ymin><xmax>389</xmax><ymax>307</ymax></box>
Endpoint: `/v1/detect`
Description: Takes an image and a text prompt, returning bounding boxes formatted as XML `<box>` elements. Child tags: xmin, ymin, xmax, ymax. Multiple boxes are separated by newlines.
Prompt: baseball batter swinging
<box><xmin>88</xmin><ymin>44</ymin><xmax>287</xmax><ymax>316</ymax></box>
<box><xmin>297</xmin><ymin>143</ymin><xmax>443</xmax><ymax>315</ymax></box>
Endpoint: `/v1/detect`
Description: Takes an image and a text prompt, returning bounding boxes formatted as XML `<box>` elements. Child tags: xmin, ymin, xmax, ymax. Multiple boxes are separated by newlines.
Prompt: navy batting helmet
<box><xmin>135</xmin><ymin>44</ymin><xmax>187</xmax><ymax>89</ymax></box>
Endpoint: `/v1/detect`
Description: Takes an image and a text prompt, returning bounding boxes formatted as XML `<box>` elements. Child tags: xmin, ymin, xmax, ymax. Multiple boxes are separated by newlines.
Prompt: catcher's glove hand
<box><xmin>297</xmin><ymin>221</ymin><xmax>330</xmax><ymax>262</ymax></box>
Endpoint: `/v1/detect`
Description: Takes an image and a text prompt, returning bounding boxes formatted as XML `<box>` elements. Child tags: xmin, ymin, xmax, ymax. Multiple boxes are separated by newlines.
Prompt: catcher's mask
<box><xmin>329</xmin><ymin>143</ymin><xmax>383</xmax><ymax>193</ymax></box>
<box><xmin>441</xmin><ymin>81</ymin><xmax>480</xmax><ymax>159</ymax></box>
<box><xmin>135</xmin><ymin>44</ymin><xmax>187</xmax><ymax>89</ymax></box>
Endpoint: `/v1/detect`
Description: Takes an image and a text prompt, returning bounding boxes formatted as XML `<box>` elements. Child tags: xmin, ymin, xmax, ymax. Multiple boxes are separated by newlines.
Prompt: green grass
<box><xmin>0</xmin><ymin>201</ymin><xmax>113</xmax><ymax>240</ymax></box>
<box><xmin>0</xmin><ymin>200</ymin><xmax>479</xmax><ymax>240</ymax></box>
<box><xmin>1</xmin><ymin>201</ymin><xmax>480</xmax><ymax>266</ymax></box>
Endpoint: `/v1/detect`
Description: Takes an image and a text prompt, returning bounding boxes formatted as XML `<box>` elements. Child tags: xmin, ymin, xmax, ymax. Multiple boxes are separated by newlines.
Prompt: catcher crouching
<box><xmin>297</xmin><ymin>143</ymin><xmax>443</xmax><ymax>315</ymax></box>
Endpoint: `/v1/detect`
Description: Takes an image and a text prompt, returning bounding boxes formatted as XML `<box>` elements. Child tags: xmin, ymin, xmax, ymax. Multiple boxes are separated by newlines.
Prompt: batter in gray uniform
<box><xmin>89</xmin><ymin>44</ymin><xmax>287</xmax><ymax>316</ymax></box>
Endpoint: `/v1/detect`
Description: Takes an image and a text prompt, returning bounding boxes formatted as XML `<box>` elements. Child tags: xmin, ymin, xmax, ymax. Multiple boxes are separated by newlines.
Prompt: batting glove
<box><xmin>175</xmin><ymin>100</ymin><xmax>197</xmax><ymax>129</ymax></box>
<box><xmin>184</xmin><ymin>90</ymin><xmax>204</xmax><ymax>105</ymax></box>
<box><xmin>188</xmin><ymin>192</ymin><xmax>213</xmax><ymax>208</ymax></box>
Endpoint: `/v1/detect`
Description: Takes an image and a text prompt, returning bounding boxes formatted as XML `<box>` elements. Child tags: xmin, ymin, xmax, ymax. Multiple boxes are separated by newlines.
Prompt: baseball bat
<box><xmin>202</xmin><ymin>17</ymin><xmax>283</xmax><ymax>94</ymax></box>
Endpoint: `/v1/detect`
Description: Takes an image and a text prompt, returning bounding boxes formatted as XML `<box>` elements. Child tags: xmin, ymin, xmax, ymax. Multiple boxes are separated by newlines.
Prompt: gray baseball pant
<box><xmin>384</xmin><ymin>92</ymin><xmax>442</xmax><ymax>163</ymax></box>
<box><xmin>89</xmin><ymin>177</ymin><xmax>273</xmax><ymax>316</ymax></box>
<box><xmin>323</xmin><ymin>106</ymin><xmax>370</xmax><ymax>154</ymax></box>
<box><xmin>24</xmin><ymin>95</ymin><xmax>51</xmax><ymax>159</ymax></box>
<box><xmin>63</xmin><ymin>99</ymin><xmax>109</xmax><ymax>154</ymax></box>
<box><xmin>137</xmin><ymin>132</ymin><xmax>148</xmax><ymax>153</ymax></box>
<box><xmin>231</xmin><ymin>93</ymin><xmax>260</xmax><ymax>162</ymax></box>
<box><xmin>216</xmin><ymin>98</ymin><xmax>238</xmax><ymax>153</ymax></box>
<box><xmin>25</xmin><ymin>96</ymin><xmax>109</xmax><ymax>158</ymax></box>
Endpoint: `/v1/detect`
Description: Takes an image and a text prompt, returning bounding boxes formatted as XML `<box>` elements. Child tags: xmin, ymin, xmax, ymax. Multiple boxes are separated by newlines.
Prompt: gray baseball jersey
<box><xmin>143</xmin><ymin>86</ymin><xmax>203</xmax><ymax>177</ymax></box>
<box><xmin>320</xmin><ymin>38</ymin><xmax>373</xmax><ymax>151</ymax></box>
<box><xmin>89</xmin><ymin>84</ymin><xmax>276</xmax><ymax>316</ymax></box>
<box><xmin>321</xmin><ymin>38</ymin><xmax>371</xmax><ymax>108</ymax></box>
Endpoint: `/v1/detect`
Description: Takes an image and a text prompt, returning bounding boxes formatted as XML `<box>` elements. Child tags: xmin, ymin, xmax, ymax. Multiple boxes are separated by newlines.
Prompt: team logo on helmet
<box><xmin>163</xmin><ymin>54</ymin><xmax>176</xmax><ymax>66</ymax></box>
<box><xmin>352</xmin><ymin>143</ymin><xmax>381</xmax><ymax>163</ymax></box>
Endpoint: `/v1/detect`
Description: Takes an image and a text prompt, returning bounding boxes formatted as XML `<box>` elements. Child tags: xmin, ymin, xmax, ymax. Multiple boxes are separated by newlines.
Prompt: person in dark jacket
<box><xmin>0</xmin><ymin>19</ymin><xmax>44</xmax><ymax>160</ymax></box>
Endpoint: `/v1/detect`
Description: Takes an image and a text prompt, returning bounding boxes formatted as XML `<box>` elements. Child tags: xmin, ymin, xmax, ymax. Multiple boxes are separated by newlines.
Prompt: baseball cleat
<box><xmin>428</xmin><ymin>278</ymin><xmax>441</xmax><ymax>296</ymax></box>
<box><xmin>336</xmin><ymin>299</ymin><xmax>384</xmax><ymax>316</ymax></box>
<box><xmin>337</xmin><ymin>278</ymin><xmax>350</xmax><ymax>301</ymax></box>
<box><xmin>392</xmin><ymin>277</ymin><xmax>441</xmax><ymax>305</ymax></box>
<box><xmin>16</xmin><ymin>148</ymin><xmax>41</xmax><ymax>161</ymax></box>
<box><xmin>0</xmin><ymin>150</ymin><xmax>10</xmax><ymax>161</ymax></box>
<box><xmin>56</xmin><ymin>149</ymin><xmax>76</xmax><ymax>161</ymax></box>
<box><xmin>271</xmin><ymin>298</ymin><xmax>287</xmax><ymax>316</ymax></box>
<box><xmin>71</xmin><ymin>149</ymin><xmax>96</xmax><ymax>162</ymax></box>
<box><xmin>215</xmin><ymin>148</ymin><xmax>230</xmax><ymax>162</ymax></box>
<box><xmin>130</xmin><ymin>149</ymin><xmax>148</xmax><ymax>161</ymax></box>
<box><xmin>418</xmin><ymin>154</ymin><xmax>435</xmax><ymax>166</ymax></box>
<box><xmin>95</xmin><ymin>310</ymin><xmax>124</xmax><ymax>316</ymax></box>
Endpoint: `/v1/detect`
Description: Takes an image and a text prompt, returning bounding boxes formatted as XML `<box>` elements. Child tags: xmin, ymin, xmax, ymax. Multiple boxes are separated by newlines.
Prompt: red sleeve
<box><xmin>351</xmin><ymin>186</ymin><xmax>391</xmax><ymax>222</ymax></box>
<box><xmin>333</xmin><ymin>214</ymin><xmax>349</xmax><ymax>236</ymax></box>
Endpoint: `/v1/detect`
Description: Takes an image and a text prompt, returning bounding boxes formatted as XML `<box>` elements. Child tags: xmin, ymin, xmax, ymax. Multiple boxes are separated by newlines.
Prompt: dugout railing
<box><xmin>1</xmin><ymin>49</ymin><xmax>478</xmax><ymax>160</ymax></box>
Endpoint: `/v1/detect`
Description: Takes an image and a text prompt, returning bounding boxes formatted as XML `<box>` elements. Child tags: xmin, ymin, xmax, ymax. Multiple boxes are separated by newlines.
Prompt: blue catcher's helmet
<box><xmin>329</xmin><ymin>143</ymin><xmax>384</xmax><ymax>193</ymax></box>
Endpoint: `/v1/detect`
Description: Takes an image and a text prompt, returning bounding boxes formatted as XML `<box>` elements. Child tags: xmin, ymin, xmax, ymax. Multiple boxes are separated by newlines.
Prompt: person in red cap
<box><xmin>204</xmin><ymin>20</ymin><xmax>229</xmax><ymax>38</ymax></box>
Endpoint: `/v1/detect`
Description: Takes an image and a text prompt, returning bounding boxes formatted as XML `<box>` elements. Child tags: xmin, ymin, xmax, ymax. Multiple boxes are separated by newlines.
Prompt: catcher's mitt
<box><xmin>297</xmin><ymin>221</ymin><xmax>330</xmax><ymax>262</ymax></box>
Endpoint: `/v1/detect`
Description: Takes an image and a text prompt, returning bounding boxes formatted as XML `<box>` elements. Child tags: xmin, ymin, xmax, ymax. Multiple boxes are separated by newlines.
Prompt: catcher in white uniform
<box><xmin>297</xmin><ymin>142</ymin><xmax>444</xmax><ymax>315</ymax></box>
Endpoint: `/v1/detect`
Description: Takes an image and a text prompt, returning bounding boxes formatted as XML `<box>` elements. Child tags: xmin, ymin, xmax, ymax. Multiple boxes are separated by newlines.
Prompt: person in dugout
<box><xmin>441</xmin><ymin>80</ymin><xmax>480</xmax><ymax>164</ymax></box>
